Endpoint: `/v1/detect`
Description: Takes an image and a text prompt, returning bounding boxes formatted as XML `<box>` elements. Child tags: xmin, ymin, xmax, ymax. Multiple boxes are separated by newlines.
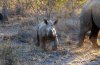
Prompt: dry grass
<box><xmin>0</xmin><ymin>16</ymin><xmax>100</xmax><ymax>65</ymax></box>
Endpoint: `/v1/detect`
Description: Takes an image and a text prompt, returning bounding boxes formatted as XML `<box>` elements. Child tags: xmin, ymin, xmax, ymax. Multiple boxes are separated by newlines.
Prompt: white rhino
<box><xmin>36</xmin><ymin>19</ymin><xmax>59</xmax><ymax>51</ymax></box>
<box><xmin>78</xmin><ymin>0</ymin><xmax>100</xmax><ymax>48</ymax></box>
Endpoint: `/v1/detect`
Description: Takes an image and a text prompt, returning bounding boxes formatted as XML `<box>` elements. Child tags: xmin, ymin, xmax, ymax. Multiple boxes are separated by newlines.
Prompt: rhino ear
<box><xmin>44</xmin><ymin>19</ymin><xmax>48</xmax><ymax>25</ymax></box>
<box><xmin>54</xmin><ymin>20</ymin><xmax>58</xmax><ymax>25</ymax></box>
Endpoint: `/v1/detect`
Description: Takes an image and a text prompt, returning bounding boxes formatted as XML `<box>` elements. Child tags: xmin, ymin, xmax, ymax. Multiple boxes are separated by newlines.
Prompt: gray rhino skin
<box><xmin>36</xmin><ymin>19</ymin><xmax>59</xmax><ymax>51</ymax></box>
<box><xmin>79</xmin><ymin>0</ymin><xmax>100</xmax><ymax>47</ymax></box>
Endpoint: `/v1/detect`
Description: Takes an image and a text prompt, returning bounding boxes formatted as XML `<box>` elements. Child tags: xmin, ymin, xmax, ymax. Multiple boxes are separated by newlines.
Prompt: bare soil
<box><xmin>0</xmin><ymin>18</ymin><xmax>100</xmax><ymax>65</ymax></box>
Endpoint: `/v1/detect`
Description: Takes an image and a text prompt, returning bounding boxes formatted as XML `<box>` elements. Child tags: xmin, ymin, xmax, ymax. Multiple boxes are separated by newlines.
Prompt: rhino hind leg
<box><xmin>78</xmin><ymin>32</ymin><xmax>86</xmax><ymax>47</ymax></box>
<box><xmin>89</xmin><ymin>22</ymin><xmax>99</xmax><ymax>48</ymax></box>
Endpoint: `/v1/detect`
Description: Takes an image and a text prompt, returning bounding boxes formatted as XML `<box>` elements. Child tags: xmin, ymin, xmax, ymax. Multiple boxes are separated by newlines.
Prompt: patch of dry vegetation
<box><xmin>0</xmin><ymin>16</ymin><xmax>99</xmax><ymax>65</ymax></box>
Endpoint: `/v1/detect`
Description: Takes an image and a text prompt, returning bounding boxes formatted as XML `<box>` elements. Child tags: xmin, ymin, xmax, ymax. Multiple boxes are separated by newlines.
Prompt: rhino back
<box><xmin>83</xmin><ymin>0</ymin><xmax>100</xmax><ymax>28</ymax></box>
<box><xmin>80</xmin><ymin>0</ymin><xmax>100</xmax><ymax>30</ymax></box>
<box><xmin>38</xmin><ymin>22</ymin><xmax>47</xmax><ymax>37</ymax></box>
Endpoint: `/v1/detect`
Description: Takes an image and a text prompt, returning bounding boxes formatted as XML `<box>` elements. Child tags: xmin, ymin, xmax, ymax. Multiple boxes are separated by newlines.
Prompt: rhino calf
<box><xmin>78</xmin><ymin>0</ymin><xmax>100</xmax><ymax>48</ymax></box>
<box><xmin>36</xmin><ymin>19</ymin><xmax>59</xmax><ymax>51</ymax></box>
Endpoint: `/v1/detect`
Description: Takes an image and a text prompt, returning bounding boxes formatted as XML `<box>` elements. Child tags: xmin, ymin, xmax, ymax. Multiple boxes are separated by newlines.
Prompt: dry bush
<box><xmin>0</xmin><ymin>41</ymin><xmax>17</xmax><ymax>65</ymax></box>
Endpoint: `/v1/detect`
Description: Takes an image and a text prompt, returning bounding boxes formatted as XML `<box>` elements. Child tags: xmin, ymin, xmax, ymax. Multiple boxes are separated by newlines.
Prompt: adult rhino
<box><xmin>36</xmin><ymin>19</ymin><xmax>59</xmax><ymax>51</ymax></box>
<box><xmin>78</xmin><ymin>0</ymin><xmax>100</xmax><ymax>48</ymax></box>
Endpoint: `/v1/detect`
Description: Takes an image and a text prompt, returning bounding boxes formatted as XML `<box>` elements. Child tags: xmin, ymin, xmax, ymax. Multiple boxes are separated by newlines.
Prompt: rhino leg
<box><xmin>52</xmin><ymin>37</ymin><xmax>59</xmax><ymax>50</ymax></box>
<box><xmin>78</xmin><ymin>31</ymin><xmax>86</xmax><ymax>47</ymax></box>
<box><xmin>40</xmin><ymin>38</ymin><xmax>46</xmax><ymax>50</ymax></box>
<box><xmin>36</xmin><ymin>40</ymin><xmax>40</xmax><ymax>47</ymax></box>
<box><xmin>78</xmin><ymin>26</ymin><xmax>87</xmax><ymax>47</ymax></box>
<box><xmin>36</xmin><ymin>38</ymin><xmax>40</xmax><ymax>46</ymax></box>
<box><xmin>78</xmin><ymin>20</ymin><xmax>91</xmax><ymax>47</ymax></box>
<box><xmin>89</xmin><ymin>23</ymin><xmax>99</xmax><ymax>48</ymax></box>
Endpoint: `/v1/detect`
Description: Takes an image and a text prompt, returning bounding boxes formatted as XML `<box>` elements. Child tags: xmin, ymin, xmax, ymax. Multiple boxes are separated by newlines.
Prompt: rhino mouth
<box><xmin>46</xmin><ymin>35</ymin><xmax>56</xmax><ymax>40</ymax></box>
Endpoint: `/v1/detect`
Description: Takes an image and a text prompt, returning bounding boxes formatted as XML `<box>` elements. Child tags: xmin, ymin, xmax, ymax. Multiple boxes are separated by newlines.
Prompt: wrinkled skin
<box><xmin>36</xmin><ymin>19</ymin><xmax>59</xmax><ymax>51</ymax></box>
<box><xmin>78</xmin><ymin>0</ymin><xmax>100</xmax><ymax>48</ymax></box>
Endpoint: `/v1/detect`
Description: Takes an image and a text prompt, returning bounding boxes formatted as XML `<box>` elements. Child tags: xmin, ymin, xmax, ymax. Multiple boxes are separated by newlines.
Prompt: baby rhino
<box><xmin>36</xmin><ymin>19</ymin><xmax>59</xmax><ymax>51</ymax></box>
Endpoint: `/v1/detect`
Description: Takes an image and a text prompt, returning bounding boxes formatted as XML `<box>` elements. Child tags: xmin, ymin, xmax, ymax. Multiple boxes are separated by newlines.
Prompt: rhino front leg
<box><xmin>40</xmin><ymin>38</ymin><xmax>46</xmax><ymax>50</ymax></box>
<box><xmin>89</xmin><ymin>24</ymin><xmax>99</xmax><ymax>48</ymax></box>
<box><xmin>78</xmin><ymin>31</ymin><xmax>86</xmax><ymax>47</ymax></box>
<box><xmin>52</xmin><ymin>37</ymin><xmax>59</xmax><ymax>50</ymax></box>
<box><xmin>78</xmin><ymin>21</ymin><xmax>90</xmax><ymax>47</ymax></box>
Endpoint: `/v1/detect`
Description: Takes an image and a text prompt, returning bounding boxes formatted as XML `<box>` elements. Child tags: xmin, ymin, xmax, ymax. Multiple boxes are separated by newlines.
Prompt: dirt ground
<box><xmin>0</xmin><ymin>18</ymin><xmax>100</xmax><ymax>65</ymax></box>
